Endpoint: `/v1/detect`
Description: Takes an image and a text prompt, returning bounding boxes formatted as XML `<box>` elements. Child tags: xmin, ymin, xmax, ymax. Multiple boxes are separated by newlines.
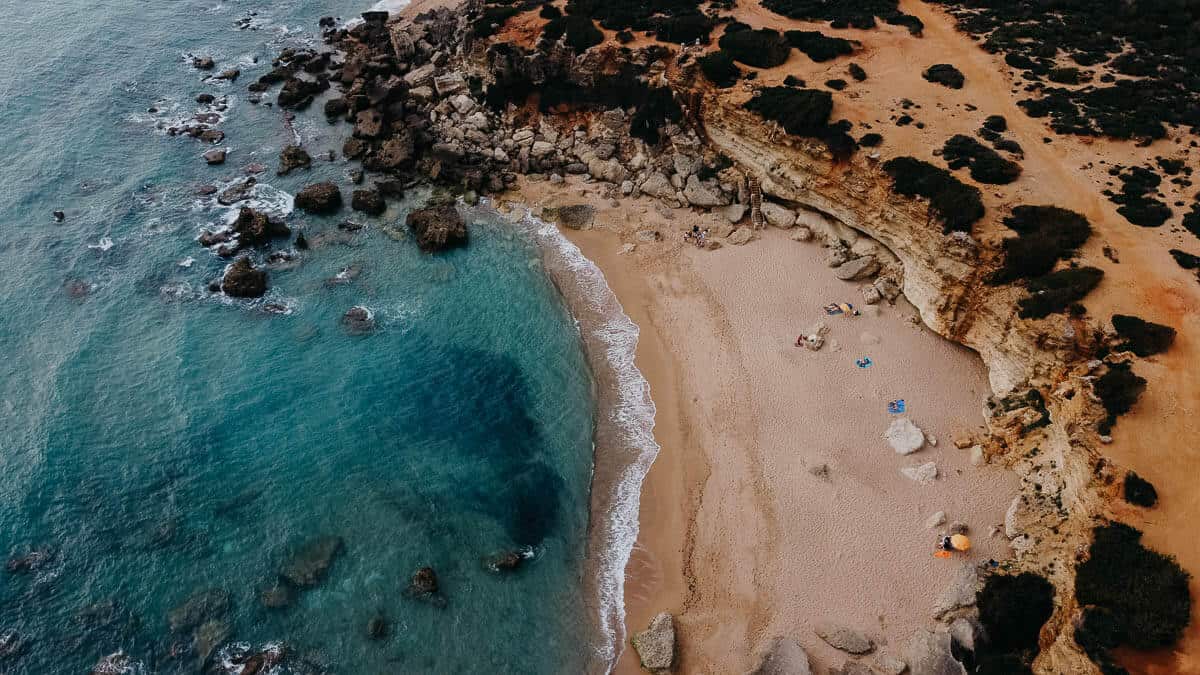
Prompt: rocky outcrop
<box><xmin>294</xmin><ymin>182</ymin><xmax>343</xmax><ymax>214</ymax></box>
<box><xmin>407</xmin><ymin>204</ymin><xmax>467</xmax><ymax>252</ymax></box>
<box><xmin>277</xmin><ymin>145</ymin><xmax>312</xmax><ymax>175</ymax></box>
<box><xmin>167</xmin><ymin>589</ymin><xmax>230</xmax><ymax>633</ymax></box>
<box><xmin>279</xmin><ymin>535</ymin><xmax>344</xmax><ymax>587</ymax></box>
<box><xmin>351</xmin><ymin>188</ymin><xmax>385</xmax><ymax>215</ymax></box>
<box><xmin>632</xmin><ymin>612</ymin><xmax>675</xmax><ymax>673</ymax></box>
<box><xmin>815</xmin><ymin>624</ymin><xmax>874</xmax><ymax>654</ymax></box>
<box><xmin>221</xmin><ymin>258</ymin><xmax>267</xmax><ymax>298</ymax></box>
<box><xmin>746</xmin><ymin>636</ymin><xmax>812</xmax><ymax>675</ymax></box>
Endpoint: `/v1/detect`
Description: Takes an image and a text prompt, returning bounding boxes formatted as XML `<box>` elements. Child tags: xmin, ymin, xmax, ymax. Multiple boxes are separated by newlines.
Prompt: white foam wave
<box><xmin>487</xmin><ymin>200</ymin><xmax>660</xmax><ymax>670</ymax></box>
<box><xmin>88</xmin><ymin>237</ymin><xmax>114</xmax><ymax>252</ymax></box>
<box><xmin>346</xmin><ymin>0</ymin><xmax>412</xmax><ymax>26</ymax></box>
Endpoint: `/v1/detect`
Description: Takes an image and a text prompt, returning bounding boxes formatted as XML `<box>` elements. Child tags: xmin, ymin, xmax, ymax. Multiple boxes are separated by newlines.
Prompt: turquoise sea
<box><xmin>0</xmin><ymin>1</ymin><xmax>631</xmax><ymax>672</ymax></box>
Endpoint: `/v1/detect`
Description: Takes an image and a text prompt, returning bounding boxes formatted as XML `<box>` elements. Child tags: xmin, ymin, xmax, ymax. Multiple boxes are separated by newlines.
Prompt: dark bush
<box><xmin>783</xmin><ymin>75</ymin><xmax>805</xmax><ymax>87</ymax></box>
<box><xmin>653</xmin><ymin>13</ymin><xmax>713</xmax><ymax>43</ymax></box>
<box><xmin>942</xmin><ymin>134</ymin><xmax>1022</xmax><ymax>184</ymax></box>
<box><xmin>923</xmin><ymin>63</ymin><xmax>965</xmax><ymax>89</ymax></box>
<box><xmin>760</xmin><ymin>0</ymin><xmax>917</xmax><ymax>32</ymax></box>
<box><xmin>1094</xmin><ymin>362</ymin><xmax>1146</xmax><ymax>434</ymax></box>
<box><xmin>993</xmin><ymin>138</ymin><xmax>1023</xmax><ymax>155</ymax></box>
<box><xmin>539</xmin><ymin>4</ymin><xmax>561</xmax><ymax>18</ymax></box>
<box><xmin>1048</xmin><ymin>67</ymin><xmax>1084</xmax><ymax>84</ymax></box>
<box><xmin>848</xmin><ymin>63</ymin><xmax>867</xmax><ymax>81</ymax></box>
<box><xmin>744</xmin><ymin>87</ymin><xmax>856</xmax><ymax>160</ymax></box>
<box><xmin>977</xmin><ymin>572</ymin><xmax>1055</xmax><ymax>657</ymax></box>
<box><xmin>629</xmin><ymin>87</ymin><xmax>682</xmax><ymax>145</ymax></box>
<box><xmin>698</xmin><ymin>50</ymin><xmax>741</xmax><ymax>88</ymax></box>
<box><xmin>564</xmin><ymin>0</ymin><xmax>713</xmax><ymax>43</ymax></box>
<box><xmin>983</xmin><ymin>114</ymin><xmax>1007</xmax><ymax>132</ymax></box>
<box><xmin>615</xmin><ymin>28</ymin><xmax>634</xmax><ymax>43</ymax></box>
<box><xmin>1184</xmin><ymin>202</ymin><xmax>1200</xmax><ymax>240</ymax></box>
<box><xmin>1123</xmin><ymin>471</ymin><xmax>1158</xmax><ymax>508</ymax></box>
<box><xmin>1076</xmin><ymin>606</ymin><xmax>1124</xmax><ymax>655</ymax></box>
<box><xmin>882</xmin><ymin>156</ymin><xmax>984</xmax><ymax>233</ymax></box>
<box><xmin>825</xmin><ymin>78</ymin><xmax>847</xmax><ymax>90</ymax></box>
<box><xmin>542</xmin><ymin>15</ymin><xmax>604</xmax><ymax>53</ymax></box>
<box><xmin>1017</xmin><ymin>266</ymin><xmax>1104</xmax><ymax>319</ymax></box>
<box><xmin>990</xmin><ymin>205</ymin><xmax>1092</xmax><ymax>284</ymax></box>
<box><xmin>1111</xmin><ymin>314</ymin><xmax>1176</xmax><ymax>357</ymax></box>
<box><xmin>1171</xmin><ymin>249</ymin><xmax>1200</xmax><ymax>270</ymax></box>
<box><xmin>1075</xmin><ymin>522</ymin><xmax>1191</xmax><ymax>650</ymax></box>
<box><xmin>719</xmin><ymin>28</ymin><xmax>791</xmax><ymax>68</ymax></box>
<box><xmin>859</xmin><ymin>132</ymin><xmax>882</xmax><ymax>147</ymax></box>
<box><xmin>785</xmin><ymin>30</ymin><xmax>854</xmax><ymax>62</ymax></box>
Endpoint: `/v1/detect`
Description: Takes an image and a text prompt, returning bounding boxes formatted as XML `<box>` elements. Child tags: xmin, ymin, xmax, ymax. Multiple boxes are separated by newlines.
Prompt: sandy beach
<box><xmin>507</xmin><ymin>177</ymin><xmax>1018</xmax><ymax>672</ymax></box>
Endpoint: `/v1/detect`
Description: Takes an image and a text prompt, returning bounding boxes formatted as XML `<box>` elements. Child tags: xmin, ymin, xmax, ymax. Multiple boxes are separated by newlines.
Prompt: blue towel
<box><xmin>887</xmin><ymin>399</ymin><xmax>906</xmax><ymax>414</ymax></box>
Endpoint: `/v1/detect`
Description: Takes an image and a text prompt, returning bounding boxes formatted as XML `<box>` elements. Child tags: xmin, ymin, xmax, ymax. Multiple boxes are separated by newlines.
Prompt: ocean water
<box><xmin>0</xmin><ymin>1</ymin><xmax>617</xmax><ymax>672</ymax></box>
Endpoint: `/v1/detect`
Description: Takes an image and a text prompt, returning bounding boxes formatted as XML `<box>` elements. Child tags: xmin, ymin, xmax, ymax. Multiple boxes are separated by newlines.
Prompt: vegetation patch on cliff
<box><xmin>743</xmin><ymin>87</ymin><xmax>855</xmax><ymax>159</ymax></box>
<box><xmin>941</xmin><ymin>134</ymin><xmax>1022</xmax><ymax>184</ymax></box>
<box><xmin>990</xmin><ymin>205</ymin><xmax>1091</xmax><ymax>284</ymax></box>
<box><xmin>760</xmin><ymin>0</ymin><xmax>922</xmax><ymax>34</ymax></box>
<box><xmin>881</xmin><ymin>157</ymin><xmax>984</xmax><ymax>233</ymax></box>
<box><xmin>541</xmin><ymin>14</ymin><xmax>604</xmax><ymax>54</ymax></box>
<box><xmin>1123</xmin><ymin>471</ymin><xmax>1159</xmax><ymax>508</ymax></box>
<box><xmin>785</xmin><ymin>30</ymin><xmax>854</xmax><ymax>62</ymax></box>
<box><xmin>1105</xmin><ymin>166</ymin><xmax>1172</xmax><ymax>228</ymax></box>
<box><xmin>975</xmin><ymin>572</ymin><xmax>1055</xmax><ymax>672</ymax></box>
<box><xmin>923</xmin><ymin>63</ymin><xmax>965</xmax><ymax>89</ymax></box>
<box><xmin>1075</xmin><ymin>522</ymin><xmax>1191</xmax><ymax>657</ymax></box>
<box><xmin>1093</xmin><ymin>361</ymin><xmax>1146</xmax><ymax>435</ymax></box>
<box><xmin>566</xmin><ymin>0</ymin><xmax>713</xmax><ymax>44</ymax></box>
<box><xmin>1016</xmin><ymin>266</ymin><xmax>1104</xmax><ymax>319</ymax></box>
<box><xmin>1111</xmin><ymin>314</ymin><xmax>1176</xmax><ymax>357</ymax></box>
<box><xmin>698</xmin><ymin>51</ymin><xmax>741</xmax><ymax>88</ymax></box>
<box><xmin>718</xmin><ymin>26</ymin><xmax>791</xmax><ymax>69</ymax></box>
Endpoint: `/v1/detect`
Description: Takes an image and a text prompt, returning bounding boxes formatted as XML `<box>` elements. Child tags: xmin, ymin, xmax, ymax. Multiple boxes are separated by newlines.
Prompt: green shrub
<box><xmin>1123</xmin><ymin>471</ymin><xmax>1158</xmax><ymax>508</ymax></box>
<box><xmin>744</xmin><ymin>87</ymin><xmax>855</xmax><ymax>160</ymax></box>
<box><xmin>698</xmin><ymin>50</ymin><xmax>741</xmax><ymax>88</ymax></box>
<box><xmin>1094</xmin><ymin>362</ymin><xmax>1146</xmax><ymax>434</ymax></box>
<box><xmin>881</xmin><ymin>156</ymin><xmax>984</xmax><ymax>233</ymax></box>
<box><xmin>942</xmin><ymin>134</ymin><xmax>1022</xmax><ymax>184</ymax></box>
<box><xmin>539</xmin><ymin>4</ymin><xmax>561</xmax><ymax>18</ymax></box>
<box><xmin>785</xmin><ymin>30</ymin><xmax>854</xmax><ymax>62</ymax></box>
<box><xmin>1075</xmin><ymin>522</ymin><xmax>1191</xmax><ymax>650</ymax></box>
<box><xmin>848</xmin><ymin>63</ymin><xmax>867</xmax><ymax>81</ymax></box>
<box><xmin>990</xmin><ymin>205</ymin><xmax>1092</xmax><ymax>284</ymax></box>
<box><xmin>1017</xmin><ymin>266</ymin><xmax>1104</xmax><ymax>319</ymax></box>
<box><xmin>1111</xmin><ymin>314</ymin><xmax>1176</xmax><ymax>357</ymax></box>
<box><xmin>1170</xmin><ymin>249</ymin><xmax>1200</xmax><ymax>270</ymax></box>
<box><xmin>923</xmin><ymin>63</ymin><xmax>965</xmax><ymax>88</ymax></box>
<box><xmin>719</xmin><ymin>27</ymin><xmax>791</xmax><ymax>68</ymax></box>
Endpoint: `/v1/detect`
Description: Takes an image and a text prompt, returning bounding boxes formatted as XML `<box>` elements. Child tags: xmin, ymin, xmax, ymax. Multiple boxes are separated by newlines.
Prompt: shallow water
<box><xmin>0</xmin><ymin>2</ymin><xmax>601</xmax><ymax>672</ymax></box>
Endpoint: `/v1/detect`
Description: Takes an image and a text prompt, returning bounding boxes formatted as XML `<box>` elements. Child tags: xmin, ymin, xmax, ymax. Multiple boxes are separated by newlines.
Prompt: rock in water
<box><xmin>748</xmin><ymin>636</ymin><xmax>812</xmax><ymax>675</ymax></box>
<box><xmin>259</xmin><ymin>583</ymin><xmax>294</xmax><ymax>609</ymax></box>
<box><xmin>351</xmin><ymin>188</ymin><xmax>385</xmax><ymax>215</ymax></box>
<box><xmin>367</xmin><ymin>614</ymin><xmax>388</xmax><ymax>640</ymax></box>
<box><xmin>409</xmin><ymin>566</ymin><xmax>439</xmax><ymax>596</ymax></box>
<box><xmin>294</xmin><ymin>182</ymin><xmax>343</xmax><ymax>214</ymax></box>
<box><xmin>221</xmin><ymin>258</ymin><xmax>268</xmax><ymax>298</ymax></box>
<box><xmin>341</xmin><ymin>306</ymin><xmax>375</xmax><ymax>334</ymax></box>
<box><xmin>885</xmin><ymin>418</ymin><xmax>925</xmax><ymax>455</ymax></box>
<box><xmin>231</xmin><ymin>207</ymin><xmax>290</xmax><ymax>248</ymax></box>
<box><xmin>279</xmin><ymin>536</ymin><xmax>344</xmax><ymax>587</ymax></box>
<box><xmin>193</xmin><ymin>619</ymin><xmax>232</xmax><ymax>669</ymax></box>
<box><xmin>193</xmin><ymin>56</ymin><xmax>215</xmax><ymax>70</ymax></box>
<box><xmin>485</xmin><ymin>550</ymin><xmax>527</xmax><ymax>572</ymax></box>
<box><xmin>277</xmin><ymin>145</ymin><xmax>312</xmax><ymax>175</ymax></box>
<box><xmin>203</xmin><ymin>148</ymin><xmax>227</xmax><ymax>165</ymax></box>
<box><xmin>631</xmin><ymin>612</ymin><xmax>675</xmax><ymax>673</ymax></box>
<box><xmin>901</xmin><ymin>461</ymin><xmax>938</xmax><ymax>484</ymax></box>
<box><xmin>406</xmin><ymin>204</ymin><xmax>468</xmax><ymax>252</ymax></box>
<box><xmin>815</xmin><ymin>624</ymin><xmax>874</xmax><ymax>654</ymax></box>
<box><xmin>167</xmin><ymin>589</ymin><xmax>230</xmax><ymax>633</ymax></box>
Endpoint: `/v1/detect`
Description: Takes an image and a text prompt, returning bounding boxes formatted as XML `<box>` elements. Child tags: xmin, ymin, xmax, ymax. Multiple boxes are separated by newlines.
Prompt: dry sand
<box><xmin>512</xmin><ymin>178</ymin><xmax>1017</xmax><ymax>673</ymax></box>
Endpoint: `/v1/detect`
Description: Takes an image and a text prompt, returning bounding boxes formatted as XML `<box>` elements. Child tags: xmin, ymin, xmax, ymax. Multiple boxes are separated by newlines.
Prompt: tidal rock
<box><xmin>901</xmin><ymin>462</ymin><xmax>938</xmax><ymax>484</ymax></box>
<box><xmin>367</xmin><ymin>614</ymin><xmax>389</xmax><ymax>640</ymax></box>
<box><xmin>277</xmin><ymin>145</ymin><xmax>312</xmax><ymax>175</ymax></box>
<box><xmin>747</xmin><ymin>636</ymin><xmax>812</xmax><ymax>675</ymax></box>
<box><xmin>351</xmin><ymin>188</ymin><xmax>385</xmax><ymax>215</ymax></box>
<box><xmin>279</xmin><ymin>535</ymin><xmax>344</xmax><ymax>587</ymax></box>
<box><xmin>547</xmin><ymin>204</ymin><xmax>595</xmax><ymax>230</ymax></box>
<box><xmin>235</xmin><ymin>645</ymin><xmax>286</xmax><ymax>675</ymax></box>
<box><xmin>835</xmin><ymin>255</ymin><xmax>880</xmax><ymax>281</ymax></box>
<box><xmin>218</xmin><ymin>177</ymin><xmax>257</xmax><ymax>206</ymax></box>
<box><xmin>0</xmin><ymin>631</ymin><xmax>29</xmax><ymax>659</ymax></box>
<box><xmin>762</xmin><ymin>202</ymin><xmax>797</xmax><ymax>228</ymax></box>
<box><xmin>905</xmin><ymin>629</ymin><xmax>966</xmax><ymax>675</ymax></box>
<box><xmin>167</xmin><ymin>589</ymin><xmax>230</xmax><ymax>633</ymax></box>
<box><xmin>353</xmin><ymin>108</ymin><xmax>384</xmax><ymax>138</ymax></box>
<box><xmin>409</xmin><ymin>566</ymin><xmax>439</xmax><ymax>596</ymax></box>
<box><xmin>193</xmin><ymin>619</ymin><xmax>232</xmax><ymax>669</ymax></box>
<box><xmin>193</xmin><ymin>56</ymin><xmax>215</xmax><ymax>70</ymax></box>
<box><xmin>203</xmin><ymin>148</ymin><xmax>227</xmax><ymax>165</ymax></box>
<box><xmin>52</xmin><ymin>210</ymin><xmax>65</xmax><ymax>222</ymax></box>
<box><xmin>885</xmin><ymin>418</ymin><xmax>925</xmax><ymax>455</ymax></box>
<box><xmin>484</xmin><ymin>549</ymin><xmax>529</xmax><ymax>573</ymax></box>
<box><xmin>232</xmin><ymin>207</ymin><xmax>290</xmax><ymax>247</ymax></box>
<box><xmin>215</xmin><ymin>68</ymin><xmax>240</xmax><ymax>81</ymax></box>
<box><xmin>341</xmin><ymin>306</ymin><xmax>375</xmax><ymax>334</ymax></box>
<box><xmin>90</xmin><ymin>651</ymin><xmax>136</xmax><ymax>675</ymax></box>
<box><xmin>294</xmin><ymin>182</ymin><xmax>342</xmax><ymax>214</ymax></box>
<box><xmin>815</xmin><ymin>624</ymin><xmax>874</xmax><ymax>654</ymax></box>
<box><xmin>5</xmin><ymin>547</ymin><xmax>54</xmax><ymax>574</ymax></box>
<box><xmin>407</xmin><ymin>204</ymin><xmax>467</xmax><ymax>252</ymax></box>
<box><xmin>631</xmin><ymin>612</ymin><xmax>674</xmax><ymax>673</ymax></box>
<box><xmin>295</xmin><ymin>232</ymin><xmax>308</xmax><ymax>250</ymax></box>
<box><xmin>221</xmin><ymin>258</ymin><xmax>267</xmax><ymax>298</ymax></box>
<box><xmin>259</xmin><ymin>583</ymin><xmax>294</xmax><ymax>609</ymax></box>
<box><xmin>791</xmin><ymin>226</ymin><xmax>813</xmax><ymax>241</ymax></box>
<box><xmin>196</xmin><ymin>93</ymin><xmax>215</xmax><ymax>104</ymax></box>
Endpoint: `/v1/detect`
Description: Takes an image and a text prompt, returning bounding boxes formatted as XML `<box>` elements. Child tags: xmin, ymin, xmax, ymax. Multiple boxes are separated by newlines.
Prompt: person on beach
<box><xmin>934</xmin><ymin>534</ymin><xmax>972</xmax><ymax>558</ymax></box>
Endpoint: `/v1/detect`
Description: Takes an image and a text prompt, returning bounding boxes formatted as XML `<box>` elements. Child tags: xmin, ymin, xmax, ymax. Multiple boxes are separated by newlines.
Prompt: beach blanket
<box><xmin>887</xmin><ymin>399</ymin><xmax>906</xmax><ymax>414</ymax></box>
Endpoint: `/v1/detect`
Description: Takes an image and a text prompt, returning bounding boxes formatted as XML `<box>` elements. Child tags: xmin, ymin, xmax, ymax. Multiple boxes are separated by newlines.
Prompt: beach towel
<box><xmin>856</xmin><ymin>357</ymin><xmax>873</xmax><ymax>369</ymax></box>
<box><xmin>823</xmin><ymin>303</ymin><xmax>844</xmax><ymax>315</ymax></box>
<box><xmin>887</xmin><ymin>399</ymin><xmax>906</xmax><ymax>414</ymax></box>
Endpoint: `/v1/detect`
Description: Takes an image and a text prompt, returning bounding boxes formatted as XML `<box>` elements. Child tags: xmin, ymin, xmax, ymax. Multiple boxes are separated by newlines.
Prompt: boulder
<box><xmin>221</xmin><ymin>258</ymin><xmax>267</xmax><ymax>298</ymax></box>
<box><xmin>199</xmin><ymin>129</ymin><xmax>225</xmax><ymax>144</ymax></box>
<box><xmin>901</xmin><ymin>462</ymin><xmax>938</xmax><ymax>484</ymax></box>
<box><xmin>404</xmin><ymin>63</ymin><xmax>437</xmax><ymax>88</ymax></box>
<box><xmin>641</xmin><ymin>172</ymin><xmax>676</xmax><ymax>200</ymax></box>
<box><xmin>873</xmin><ymin>654</ymin><xmax>908</xmax><ymax>675</ymax></box>
<box><xmin>835</xmin><ymin>255</ymin><xmax>880</xmax><ymax>281</ymax></box>
<box><xmin>932</xmin><ymin>564</ymin><xmax>981</xmax><ymax>619</ymax></box>
<box><xmin>232</xmin><ymin>207</ymin><xmax>290</xmax><ymax>248</ymax></box>
<box><xmin>215</xmin><ymin>68</ymin><xmax>239</xmax><ymax>81</ymax></box>
<box><xmin>632</xmin><ymin>612</ymin><xmax>675</xmax><ymax>673</ymax></box>
<box><xmin>905</xmin><ymin>629</ymin><xmax>966</xmax><ymax>675</ymax></box>
<box><xmin>294</xmin><ymin>182</ymin><xmax>342</xmax><ymax>214</ymax></box>
<box><xmin>815</xmin><ymin>624</ymin><xmax>874</xmax><ymax>654</ymax></box>
<box><xmin>353</xmin><ymin>108</ymin><xmax>384</xmax><ymax>138</ymax></box>
<box><xmin>167</xmin><ymin>589</ymin><xmax>230</xmax><ymax>633</ymax></box>
<box><xmin>485</xmin><ymin>550</ymin><xmax>528</xmax><ymax>572</ymax></box>
<box><xmin>949</xmin><ymin>617</ymin><xmax>982</xmax><ymax>654</ymax></box>
<box><xmin>729</xmin><ymin>228</ymin><xmax>754</xmax><ymax>245</ymax></box>
<box><xmin>791</xmin><ymin>226</ymin><xmax>813</xmax><ymax>241</ymax></box>
<box><xmin>588</xmin><ymin>158</ymin><xmax>627</xmax><ymax>184</ymax></box>
<box><xmin>279</xmin><ymin>535</ymin><xmax>344</xmax><ymax>587</ymax></box>
<box><xmin>885</xmin><ymin>418</ymin><xmax>925</xmax><ymax>455</ymax></box>
<box><xmin>926</xmin><ymin>511</ymin><xmax>947</xmax><ymax>529</ymax></box>
<box><xmin>531</xmin><ymin>140</ymin><xmax>555</xmax><ymax>158</ymax></box>
<box><xmin>277</xmin><ymin>145</ymin><xmax>312</xmax><ymax>175</ymax></box>
<box><xmin>193</xmin><ymin>56</ymin><xmax>215</xmax><ymax>70</ymax></box>
<box><xmin>341</xmin><ymin>306</ymin><xmax>375</xmax><ymax>334</ymax></box>
<box><xmin>203</xmin><ymin>148</ymin><xmax>226</xmax><ymax>165</ymax></box>
<box><xmin>683</xmin><ymin>175</ymin><xmax>728</xmax><ymax>208</ymax></box>
<box><xmin>547</xmin><ymin>204</ymin><xmax>595</xmax><ymax>230</ymax></box>
<box><xmin>747</xmin><ymin>636</ymin><xmax>812</xmax><ymax>675</ymax></box>
<box><xmin>449</xmin><ymin>94</ymin><xmax>475</xmax><ymax>114</ymax></box>
<box><xmin>371</xmin><ymin>131</ymin><xmax>415</xmax><ymax>170</ymax></box>
<box><xmin>725</xmin><ymin>203</ymin><xmax>747</xmax><ymax>223</ymax></box>
<box><xmin>433</xmin><ymin>72</ymin><xmax>467</xmax><ymax>97</ymax></box>
<box><xmin>407</xmin><ymin>204</ymin><xmax>468</xmax><ymax>252</ymax></box>
<box><xmin>351</xmin><ymin>188</ymin><xmax>385</xmax><ymax>215</ymax></box>
<box><xmin>194</xmin><ymin>619</ymin><xmax>232</xmax><ymax>669</ymax></box>
<box><xmin>409</xmin><ymin>566</ymin><xmax>439</xmax><ymax>595</ymax></box>
<box><xmin>218</xmin><ymin>177</ymin><xmax>256</xmax><ymax>206</ymax></box>
<box><xmin>762</xmin><ymin>202</ymin><xmax>797</xmax><ymax>228</ymax></box>
<box><xmin>324</xmin><ymin>97</ymin><xmax>348</xmax><ymax>118</ymax></box>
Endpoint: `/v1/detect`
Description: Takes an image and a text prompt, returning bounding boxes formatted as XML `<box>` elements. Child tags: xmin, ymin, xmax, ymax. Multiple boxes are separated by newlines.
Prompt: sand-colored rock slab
<box><xmin>886</xmin><ymin>418</ymin><xmax>925</xmax><ymax>455</ymax></box>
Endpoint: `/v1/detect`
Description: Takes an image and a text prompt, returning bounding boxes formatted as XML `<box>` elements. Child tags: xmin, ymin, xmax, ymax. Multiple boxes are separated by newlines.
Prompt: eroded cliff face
<box><xmin>702</xmin><ymin>97</ymin><xmax>1116</xmax><ymax>674</ymax></box>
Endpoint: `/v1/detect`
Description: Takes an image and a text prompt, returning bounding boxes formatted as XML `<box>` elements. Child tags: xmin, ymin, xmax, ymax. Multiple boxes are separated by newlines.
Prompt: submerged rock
<box><xmin>193</xmin><ymin>619</ymin><xmax>232</xmax><ymax>669</ymax></box>
<box><xmin>406</xmin><ymin>204</ymin><xmax>467</xmax><ymax>252</ymax></box>
<box><xmin>367</xmin><ymin>614</ymin><xmax>388</xmax><ymax>640</ymax></box>
<box><xmin>259</xmin><ymin>583</ymin><xmax>295</xmax><ymax>610</ymax></box>
<box><xmin>231</xmin><ymin>207</ymin><xmax>290</xmax><ymax>248</ymax></box>
<box><xmin>631</xmin><ymin>612</ymin><xmax>674</xmax><ymax>673</ymax></box>
<box><xmin>167</xmin><ymin>588</ymin><xmax>230</xmax><ymax>633</ymax></box>
<box><xmin>0</xmin><ymin>631</ymin><xmax>30</xmax><ymax>659</ymax></box>
<box><xmin>484</xmin><ymin>549</ymin><xmax>530</xmax><ymax>573</ymax></box>
<box><xmin>294</xmin><ymin>182</ymin><xmax>343</xmax><ymax>214</ymax></box>
<box><xmin>279</xmin><ymin>536</ymin><xmax>344</xmax><ymax>588</ymax></box>
<box><xmin>217</xmin><ymin>177</ymin><xmax>257</xmax><ymax>206</ymax></box>
<box><xmin>5</xmin><ymin>547</ymin><xmax>54</xmax><ymax>574</ymax></box>
<box><xmin>221</xmin><ymin>258</ymin><xmax>268</xmax><ymax>298</ymax></box>
<box><xmin>408</xmin><ymin>566</ymin><xmax>438</xmax><ymax>596</ymax></box>
<box><xmin>351</xmin><ymin>188</ymin><xmax>385</xmax><ymax>215</ymax></box>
